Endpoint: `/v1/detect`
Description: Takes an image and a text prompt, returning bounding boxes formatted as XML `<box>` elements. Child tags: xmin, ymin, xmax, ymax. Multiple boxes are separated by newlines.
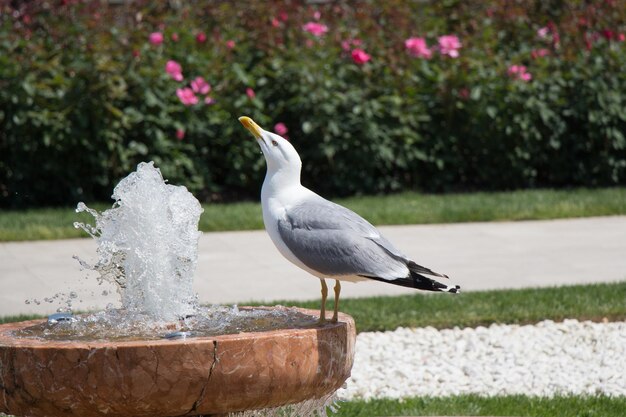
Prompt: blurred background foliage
<box><xmin>0</xmin><ymin>0</ymin><xmax>625</xmax><ymax>208</ymax></box>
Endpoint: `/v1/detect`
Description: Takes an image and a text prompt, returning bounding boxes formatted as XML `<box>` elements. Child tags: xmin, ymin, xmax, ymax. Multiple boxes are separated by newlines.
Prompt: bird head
<box><xmin>239</xmin><ymin>116</ymin><xmax>302</xmax><ymax>175</ymax></box>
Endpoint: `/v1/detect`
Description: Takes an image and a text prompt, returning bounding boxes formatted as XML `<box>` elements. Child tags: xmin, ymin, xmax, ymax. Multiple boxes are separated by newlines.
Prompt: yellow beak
<box><xmin>238</xmin><ymin>116</ymin><xmax>263</xmax><ymax>139</ymax></box>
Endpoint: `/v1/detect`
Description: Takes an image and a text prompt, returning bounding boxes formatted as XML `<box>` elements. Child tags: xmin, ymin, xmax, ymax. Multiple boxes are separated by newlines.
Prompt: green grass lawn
<box><xmin>1</xmin><ymin>187</ymin><xmax>625</xmax><ymax>241</ymax></box>
<box><xmin>335</xmin><ymin>394</ymin><xmax>626</xmax><ymax>417</ymax></box>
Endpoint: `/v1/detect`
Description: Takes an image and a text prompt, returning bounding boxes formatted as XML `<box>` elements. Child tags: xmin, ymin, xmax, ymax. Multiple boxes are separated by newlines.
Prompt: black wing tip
<box><xmin>365</xmin><ymin>273</ymin><xmax>460</xmax><ymax>294</ymax></box>
<box><xmin>447</xmin><ymin>285</ymin><xmax>461</xmax><ymax>294</ymax></box>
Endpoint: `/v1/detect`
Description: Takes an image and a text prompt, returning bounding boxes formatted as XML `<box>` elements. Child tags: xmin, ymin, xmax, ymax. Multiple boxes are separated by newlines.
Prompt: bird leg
<box><xmin>332</xmin><ymin>280</ymin><xmax>341</xmax><ymax>323</ymax></box>
<box><xmin>319</xmin><ymin>278</ymin><xmax>328</xmax><ymax>323</ymax></box>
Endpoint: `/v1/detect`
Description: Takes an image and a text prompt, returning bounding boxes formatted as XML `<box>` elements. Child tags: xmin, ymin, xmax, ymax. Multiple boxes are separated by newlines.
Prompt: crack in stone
<box><xmin>136</xmin><ymin>346</ymin><xmax>160</xmax><ymax>404</ymax></box>
<box><xmin>187</xmin><ymin>340</ymin><xmax>218</xmax><ymax>415</ymax></box>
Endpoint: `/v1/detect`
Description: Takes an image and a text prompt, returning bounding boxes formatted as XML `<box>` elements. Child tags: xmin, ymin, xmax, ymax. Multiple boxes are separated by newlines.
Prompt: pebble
<box><xmin>337</xmin><ymin>319</ymin><xmax>626</xmax><ymax>400</ymax></box>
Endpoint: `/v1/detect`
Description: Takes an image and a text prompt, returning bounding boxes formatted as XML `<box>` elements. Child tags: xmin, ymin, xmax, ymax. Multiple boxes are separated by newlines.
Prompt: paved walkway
<box><xmin>1</xmin><ymin>216</ymin><xmax>625</xmax><ymax>317</ymax></box>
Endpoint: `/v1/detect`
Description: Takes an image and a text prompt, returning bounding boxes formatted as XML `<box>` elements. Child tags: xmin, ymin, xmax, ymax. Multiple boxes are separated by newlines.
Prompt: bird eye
<box><xmin>271</xmin><ymin>140</ymin><xmax>278</xmax><ymax>146</ymax></box>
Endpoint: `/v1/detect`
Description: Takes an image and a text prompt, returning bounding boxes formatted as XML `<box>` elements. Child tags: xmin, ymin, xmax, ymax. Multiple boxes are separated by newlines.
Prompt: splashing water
<box><xmin>73</xmin><ymin>162</ymin><xmax>203</xmax><ymax>322</ymax></box>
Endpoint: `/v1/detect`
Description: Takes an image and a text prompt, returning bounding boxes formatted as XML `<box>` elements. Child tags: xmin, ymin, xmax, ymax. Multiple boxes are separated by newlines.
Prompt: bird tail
<box><xmin>368</xmin><ymin>261</ymin><xmax>460</xmax><ymax>293</ymax></box>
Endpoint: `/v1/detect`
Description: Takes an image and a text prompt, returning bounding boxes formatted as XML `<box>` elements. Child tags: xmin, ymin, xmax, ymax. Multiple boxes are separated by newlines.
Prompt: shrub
<box><xmin>0</xmin><ymin>0</ymin><xmax>625</xmax><ymax>208</ymax></box>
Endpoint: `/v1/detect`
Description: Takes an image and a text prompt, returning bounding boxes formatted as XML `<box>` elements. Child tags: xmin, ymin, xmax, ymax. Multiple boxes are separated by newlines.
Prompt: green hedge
<box><xmin>1</xmin><ymin>1</ymin><xmax>625</xmax><ymax>208</ymax></box>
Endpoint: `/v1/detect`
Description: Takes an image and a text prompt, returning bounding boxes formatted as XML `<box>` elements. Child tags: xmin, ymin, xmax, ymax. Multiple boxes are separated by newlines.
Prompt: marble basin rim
<box><xmin>0</xmin><ymin>307</ymin><xmax>356</xmax><ymax>417</ymax></box>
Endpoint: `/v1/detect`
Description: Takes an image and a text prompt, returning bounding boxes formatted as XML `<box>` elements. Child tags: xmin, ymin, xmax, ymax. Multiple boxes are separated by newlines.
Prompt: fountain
<box><xmin>0</xmin><ymin>162</ymin><xmax>355</xmax><ymax>417</ymax></box>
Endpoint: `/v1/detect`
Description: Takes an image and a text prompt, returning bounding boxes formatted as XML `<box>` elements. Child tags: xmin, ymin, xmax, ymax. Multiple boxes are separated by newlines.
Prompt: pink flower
<box><xmin>191</xmin><ymin>77</ymin><xmax>211</xmax><ymax>95</ymax></box>
<box><xmin>271</xmin><ymin>17</ymin><xmax>280</xmax><ymax>28</ymax></box>
<box><xmin>226</xmin><ymin>40</ymin><xmax>236</xmax><ymax>49</ymax></box>
<box><xmin>537</xmin><ymin>26</ymin><xmax>549</xmax><ymax>39</ymax></box>
<box><xmin>404</xmin><ymin>37</ymin><xmax>432</xmax><ymax>59</ymax></box>
<box><xmin>278</xmin><ymin>11</ymin><xmax>288</xmax><ymax>22</ymax></box>
<box><xmin>149</xmin><ymin>32</ymin><xmax>163</xmax><ymax>46</ymax></box>
<box><xmin>313</xmin><ymin>11</ymin><xmax>321</xmax><ymax>20</ymax></box>
<box><xmin>351</xmin><ymin>48</ymin><xmax>371</xmax><ymax>65</ymax></box>
<box><xmin>176</xmin><ymin>87</ymin><xmax>198</xmax><ymax>105</ymax></box>
<box><xmin>302</xmin><ymin>22</ymin><xmax>328</xmax><ymax>37</ymax></box>
<box><xmin>531</xmin><ymin>48</ymin><xmax>550</xmax><ymax>59</ymax></box>
<box><xmin>204</xmin><ymin>96</ymin><xmax>216</xmax><ymax>105</ymax></box>
<box><xmin>438</xmin><ymin>35</ymin><xmax>461</xmax><ymax>58</ymax></box>
<box><xmin>165</xmin><ymin>60</ymin><xmax>183</xmax><ymax>81</ymax></box>
<box><xmin>618</xmin><ymin>33</ymin><xmax>626</xmax><ymax>42</ymax></box>
<box><xmin>507</xmin><ymin>65</ymin><xmax>532</xmax><ymax>82</ymax></box>
<box><xmin>176</xmin><ymin>129</ymin><xmax>185</xmax><ymax>140</ymax></box>
<box><xmin>171</xmin><ymin>33</ymin><xmax>179</xmax><ymax>42</ymax></box>
<box><xmin>246</xmin><ymin>88</ymin><xmax>256</xmax><ymax>99</ymax></box>
<box><xmin>274</xmin><ymin>123</ymin><xmax>288</xmax><ymax>136</ymax></box>
<box><xmin>196</xmin><ymin>32</ymin><xmax>207</xmax><ymax>43</ymax></box>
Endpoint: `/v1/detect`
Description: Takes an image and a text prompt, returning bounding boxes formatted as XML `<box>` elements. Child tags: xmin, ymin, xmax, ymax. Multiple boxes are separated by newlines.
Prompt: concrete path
<box><xmin>0</xmin><ymin>216</ymin><xmax>624</xmax><ymax>317</ymax></box>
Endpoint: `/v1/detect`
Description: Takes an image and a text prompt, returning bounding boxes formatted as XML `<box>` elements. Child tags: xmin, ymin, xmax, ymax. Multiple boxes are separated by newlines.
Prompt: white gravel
<box><xmin>337</xmin><ymin>319</ymin><xmax>626</xmax><ymax>400</ymax></box>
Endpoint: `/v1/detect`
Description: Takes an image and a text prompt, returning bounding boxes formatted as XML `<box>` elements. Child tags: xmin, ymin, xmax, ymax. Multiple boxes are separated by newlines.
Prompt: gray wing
<box><xmin>276</xmin><ymin>195</ymin><xmax>410</xmax><ymax>279</ymax></box>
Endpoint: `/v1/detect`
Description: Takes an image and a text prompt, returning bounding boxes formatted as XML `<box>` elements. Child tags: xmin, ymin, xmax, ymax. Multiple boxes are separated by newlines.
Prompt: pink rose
<box><xmin>196</xmin><ymin>32</ymin><xmax>207</xmax><ymax>43</ymax></box>
<box><xmin>537</xmin><ymin>27</ymin><xmax>549</xmax><ymax>39</ymax></box>
<box><xmin>149</xmin><ymin>32</ymin><xmax>163</xmax><ymax>46</ymax></box>
<box><xmin>226</xmin><ymin>40</ymin><xmax>236</xmax><ymax>49</ymax></box>
<box><xmin>246</xmin><ymin>88</ymin><xmax>256</xmax><ymax>99</ymax></box>
<box><xmin>351</xmin><ymin>48</ymin><xmax>371</xmax><ymax>65</ymax></box>
<box><xmin>191</xmin><ymin>77</ymin><xmax>211</xmax><ymax>95</ymax></box>
<box><xmin>618</xmin><ymin>33</ymin><xmax>626</xmax><ymax>42</ymax></box>
<box><xmin>165</xmin><ymin>60</ymin><xmax>183</xmax><ymax>81</ymax></box>
<box><xmin>438</xmin><ymin>35</ymin><xmax>461</xmax><ymax>58</ymax></box>
<box><xmin>507</xmin><ymin>65</ymin><xmax>532</xmax><ymax>82</ymax></box>
<box><xmin>176</xmin><ymin>87</ymin><xmax>198</xmax><ymax>105</ymax></box>
<box><xmin>302</xmin><ymin>22</ymin><xmax>328</xmax><ymax>37</ymax></box>
<box><xmin>274</xmin><ymin>123</ymin><xmax>288</xmax><ymax>136</ymax></box>
<box><xmin>176</xmin><ymin>129</ymin><xmax>185</xmax><ymax>140</ymax></box>
<box><xmin>271</xmin><ymin>17</ymin><xmax>280</xmax><ymax>28</ymax></box>
<box><xmin>405</xmin><ymin>37</ymin><xmax>432</xmax><ymax>59</ymax></box>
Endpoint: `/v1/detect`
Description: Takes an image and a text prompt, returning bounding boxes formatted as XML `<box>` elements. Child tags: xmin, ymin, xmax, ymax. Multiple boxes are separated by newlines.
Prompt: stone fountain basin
<box><xmin>0</xmin><ymin>308</ymin><xmax>355</xmax><ymax>417</ymax></box>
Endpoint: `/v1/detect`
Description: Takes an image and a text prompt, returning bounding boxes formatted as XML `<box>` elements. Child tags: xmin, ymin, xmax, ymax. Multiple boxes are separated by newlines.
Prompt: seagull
<box><xmin>239</xmin><ymin>116</ymin><xmax>460</xmax><ymax>323</ymax></box>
